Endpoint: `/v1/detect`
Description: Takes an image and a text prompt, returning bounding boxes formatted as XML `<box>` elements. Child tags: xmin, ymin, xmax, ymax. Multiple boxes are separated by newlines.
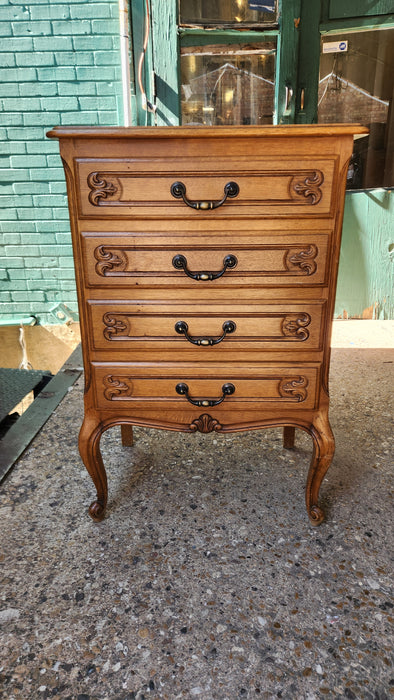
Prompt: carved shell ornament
<box><xmin>190</xmin><ymin>414</ymin><xmax>223</xmax><ymax>433</ymax></box>
<box><xmin>87</xmin><ymin>172</ymin><xmax>118</xmax><ymax>205</ymax></box>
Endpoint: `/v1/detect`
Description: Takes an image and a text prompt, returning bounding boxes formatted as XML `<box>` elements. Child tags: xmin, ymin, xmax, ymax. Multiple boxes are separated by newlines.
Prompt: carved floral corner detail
<box><xmin>279</xmin><ymin>376</ymin><xmax>308</xmax><ymax>402</ymax></box>
<box><xmin>103</xmin><ymin>375</ymin><xmax>134</xmax><ymax>401</ymax></box>
<box><xmin>88</xmin><ymin>172</ymin><xmax>118</xmax><ymax>205</ymax></box>
<box><xmin>103</xmin><ymin>313</ymin><xmax>129</xmax><ymax>340</ymax></box>
<box><xmin>94</xmin><ymin>246</ymin><xmax>128</xmax><ymax>276</ymax></box>
<box><xmin>285</xmin><ymin>245</ymin><xmax>318</xmax><ymax>275</ymax></box>
<box><xmin>190</xmin><ymin>413</ymin><xmax>223</xmax><ymax>433</ymax></box>
<box><xmin>281</xmin><ymin>313</ymin><xmax>311</xmax><ymax>341</ymax></box>
<box><xmin>291</xmin><ymin>171</ymin><xmax>324</xmax><ymax>205</ymax></box>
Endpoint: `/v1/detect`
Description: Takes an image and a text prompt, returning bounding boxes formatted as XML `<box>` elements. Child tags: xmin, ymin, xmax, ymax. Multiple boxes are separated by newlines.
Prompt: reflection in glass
<box><xmin>318</xmin><ymin>29</ymin><xmax>394</xmax><ymax>188</ymax></box>
<box><xmin>179</xmin><ymin>0</ymin><xmax>277</xmax><ymax>26</ymax></box>
<box><xmin>181</xmin><ymin>47</ymin><xmax>276</xmax><ymax>125</ymax></box>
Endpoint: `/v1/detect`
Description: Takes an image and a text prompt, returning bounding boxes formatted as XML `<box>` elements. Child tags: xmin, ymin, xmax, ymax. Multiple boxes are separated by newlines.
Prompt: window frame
<box><xmin>130</xmin><ymin>0</ymin><xmax>303</xmax><ymax>126</ymax></box>
<box><xmin>179</xmin><ymin>29</ymin><xmax>279</xmax><ymax>126</ymax></box>
<box><xmin>130</xmin><ymin>0</ymin><xmax>394</xmax><ymax>156</ymax></box>
<box><xmin>177</xmin><ymin>0</ymin><xmax>280</xmax><ymax>30</ymax></box>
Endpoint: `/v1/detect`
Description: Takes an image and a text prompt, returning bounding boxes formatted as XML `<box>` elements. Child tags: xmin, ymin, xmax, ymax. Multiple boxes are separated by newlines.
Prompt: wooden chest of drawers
<box><xmin>48</xmin><ymin>125</ymin><xmax>367</xmax><ymax>524</ymax></box>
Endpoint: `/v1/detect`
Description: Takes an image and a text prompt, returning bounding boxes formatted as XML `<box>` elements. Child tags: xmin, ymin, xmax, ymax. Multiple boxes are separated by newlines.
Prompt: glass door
<box><xmin>318</xmin><ymin>28</ymin><xmax>394</xmax><ymax>188</ymax></box>
<box><xmin>134</xmin><ymin>0</ymin><xmax>301</xmax><ymax>126</ymax></box>
<box><xmin>180</xmin><ymin>42</ymin><xmax>277</xmax><ymax>126</ymax></box>
<box><xmin>177</xmin><ymin>0</ymin><xmax>295</xmax><ymax>126</ymax></box>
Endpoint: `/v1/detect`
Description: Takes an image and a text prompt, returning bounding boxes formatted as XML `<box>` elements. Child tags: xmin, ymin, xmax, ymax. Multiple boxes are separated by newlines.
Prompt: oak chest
<box><xmin>48</xmin><ymin>125</ymin><xmax>367</xmax><ymax>524</ymax></box>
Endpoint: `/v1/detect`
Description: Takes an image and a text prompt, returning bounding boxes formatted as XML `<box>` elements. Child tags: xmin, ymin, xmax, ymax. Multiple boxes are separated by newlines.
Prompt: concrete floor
<box><xmin>0</xmin><ymin>323</ymin><xmax>393</xmax><ymax>699</ymax></box>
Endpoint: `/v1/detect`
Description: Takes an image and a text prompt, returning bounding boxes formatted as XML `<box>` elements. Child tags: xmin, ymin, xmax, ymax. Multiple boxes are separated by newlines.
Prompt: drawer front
<box><xmin>92</xmin><ymin>363</ymin><xmax>319</xmax><ymax>411</ymax></box>
<box><xmin>82</xmin><ymin>232</ymin><xmax>330</xmax><ymax>288</ymax></box>
<box><xmin>87</xmin><ymin>301</ymin><xmax>326</xmax><ymax>353</ymax></box>
<box><xmin>76</xmin><ymin>156</ymin><xmax>337</xmax><ymax>219</ymax></box>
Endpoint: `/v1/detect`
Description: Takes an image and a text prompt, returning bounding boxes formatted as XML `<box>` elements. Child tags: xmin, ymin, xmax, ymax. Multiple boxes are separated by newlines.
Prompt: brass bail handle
<box><xmin>172</xmin><ymin>254</ymin><xmax>238</xmax><ymax>281</ymax></box>
<box><xmin>175</xmin><ymin>382</ymin><xmax>235</xmax><ymax>407</ymax></box>
<box><xmin>175</xmin><ymin>320</ymin><xmax>236</xmax><ymax>346</ymax></box>
<box><xmin>170</xmin><ymin>181</ymin><xmax>240</xmax><ymax>210</ymax></box>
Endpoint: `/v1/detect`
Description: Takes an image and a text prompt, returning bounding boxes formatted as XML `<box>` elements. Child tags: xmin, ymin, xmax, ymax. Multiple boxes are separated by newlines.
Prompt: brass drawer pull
<box><xmin>175</xmin><ymin>382</ymin><xmax>235</xmax><ymax>407</ymax></box>
<box><xmin>172</xmin><ymin>253</ymin><xmax>238</xmax><ymax>281</ymax></box>
<box><xmin>175</xmin><ymin>320</ymin><xmax>236</xmax><ymax>346</ymax></box>
<box><xmin>170</xmin><ymin>180</ymin><xmax>240</xmax><ymax>210</ymax></box>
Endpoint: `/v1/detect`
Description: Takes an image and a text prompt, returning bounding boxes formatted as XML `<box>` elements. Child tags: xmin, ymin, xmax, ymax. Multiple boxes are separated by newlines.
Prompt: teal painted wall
<box><xmin>335</xmin><ymin>189</ymin><xmax>394</xmax><ymax>319</ymax></box>
<box><xmin>0</xmin><ymin>0</ymin><xmax>123</xmax><ymax>324</ymax></box>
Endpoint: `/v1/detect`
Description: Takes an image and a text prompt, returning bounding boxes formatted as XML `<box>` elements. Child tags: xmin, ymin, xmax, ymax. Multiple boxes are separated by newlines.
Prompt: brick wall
<box><xmin>0</xmin><ymin>0</ymin><xmax>123</xmax><ymax>324</ymax></box>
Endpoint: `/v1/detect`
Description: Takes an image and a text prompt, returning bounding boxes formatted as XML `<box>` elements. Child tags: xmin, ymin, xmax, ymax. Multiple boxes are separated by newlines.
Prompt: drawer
<box><xmin>81</xmin><ymin>231</ymin><xmax>330</xmax><ymax>288</ymax></box>
<box><xmin>75</xmin><ymin>155</ymin><xmax>337</xmax><ymax>219</ymax></box>
<box><xmin>87</xmin><ymin>301</ymin><xmax>326</xmax><ymax>353</ymax></box>
<box><xmin>92</xmin><ymin>363</ymin><xmax>319</xmax><ymax>412</ymax></box>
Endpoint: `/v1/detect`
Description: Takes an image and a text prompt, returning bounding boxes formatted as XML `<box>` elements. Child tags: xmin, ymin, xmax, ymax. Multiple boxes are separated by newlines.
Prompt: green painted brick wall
<box><xmin>0</xmin><ymin>0</ymin><xmax>123</xmax><ymax>324</ymax></box>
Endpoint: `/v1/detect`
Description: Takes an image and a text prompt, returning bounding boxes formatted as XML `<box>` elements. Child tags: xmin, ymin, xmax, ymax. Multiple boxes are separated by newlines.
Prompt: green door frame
<box><xmin>129</xmin><ymin>1</ymin><xmax>394</xmax><ymax>127</ymax></box>
<box><xmin>151</xmin><ymin>0</ymin><xmax>180</xmax><ymax>125</ymax></box>
<box><xmin>128</xmin><ymin>1</ymin><xmax>394</xmax><ymax>319</ymax></box>
<box><xmin>321</xmin><ymin>0</ymin><xmax>394</xmax><ymax>24</ymax></box>
<box><xmin>276</xmin><ymin>0</ymin><xmax>301</xmax><ymax>124</ymax></box>
<box><xmin>130</xmin><ymin>0</ymin><xmax>303</xmax><ymax>126</ymax></box>
<box><xmin>130</xmin><ymin>0</ymin><xmax>156</xmax><ymax>125</ymax></box>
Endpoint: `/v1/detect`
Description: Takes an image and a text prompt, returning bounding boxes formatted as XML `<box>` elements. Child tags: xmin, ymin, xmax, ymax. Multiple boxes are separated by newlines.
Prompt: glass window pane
<box><xmin>318</xmin><ymin>29</ymin><xmax>394</xmax><ymax>189</ymax></box>
<box><xmin>179</xmin><ymin>0</ymin><xmax>277</xmax><ymax>27</ymax></box>
<box><xmin>181</xmin><ymin>46</ymin><xmax>276</xmax><ymax>125</ymax></box>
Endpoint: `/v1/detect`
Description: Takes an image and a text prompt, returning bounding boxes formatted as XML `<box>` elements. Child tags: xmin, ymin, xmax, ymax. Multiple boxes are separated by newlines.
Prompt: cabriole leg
<box><xmin>78</xmin><ymin>413</ymin><xmax>108</xmax><ymax>522</ymax></box>
<box><xmin>283</xmin><ymin>426</ymin><xmax>295</xmax><ymax>449</ymax></box>
<box><xmin>121</xmin><ymin>424</ymin><xmax>134</xmax><ymax>447</ymax></box>
<box><xmin>306</xmin><ymin>411</ymin><xmax>335</xmax><ymax>526</ymax></box>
